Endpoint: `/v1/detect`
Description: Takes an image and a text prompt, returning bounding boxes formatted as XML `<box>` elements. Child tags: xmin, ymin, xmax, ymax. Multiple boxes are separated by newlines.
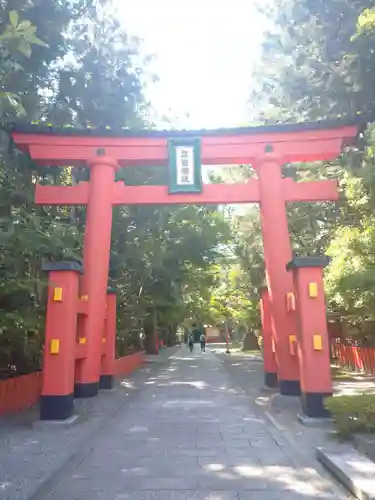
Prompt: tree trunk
<box><xmin>164</xmin><ymin>324</ymin><xmax>177</xmax><ymax>346</ymax></box>
<box><xmin>144</xmin><ymin>307</ymin><xmax>158</xmax><ymax>354</ymax></box>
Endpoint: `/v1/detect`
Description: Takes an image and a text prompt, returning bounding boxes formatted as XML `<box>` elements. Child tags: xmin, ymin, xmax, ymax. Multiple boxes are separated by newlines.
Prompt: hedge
<box><xmin>324</xmin><ymin>394</ymin><xmax>375</xmax><ymax>438</ymax></box>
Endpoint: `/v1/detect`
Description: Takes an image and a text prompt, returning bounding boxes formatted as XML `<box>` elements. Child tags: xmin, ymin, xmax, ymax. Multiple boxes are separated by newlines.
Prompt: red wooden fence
<box><xmin>115</xmin><ymin>351</ymin><xmax>145</xmax><ymax>376</ymax></box>
<box><xmin>0</xmin><ymin>351</ymin><xmax>145</xmax><ymax>417</ymax></box>
<box><xmin>0</xmin><ymin>371</ymin><xmax>43</xmax><ymax>416</ymax></box>
<box><xmin>331</xmin><ymin>342</ymin><xmax>375</xmax><ymax>374</ymax></box>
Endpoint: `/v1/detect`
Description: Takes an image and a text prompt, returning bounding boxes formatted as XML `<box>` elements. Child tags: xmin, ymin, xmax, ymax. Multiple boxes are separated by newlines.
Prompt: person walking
<box><xmin>200</xmin><ymin>332</ymin><xmax>206</xmax><ymax>352</ymax></box>
<box><xmin>188</xmin><ymin>332</ymin><xmax>194</xmax><ymax>352</ymax></box>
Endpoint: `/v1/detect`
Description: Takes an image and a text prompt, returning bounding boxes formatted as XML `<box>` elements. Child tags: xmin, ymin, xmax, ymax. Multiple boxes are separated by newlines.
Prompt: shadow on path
<box><xmin>34</xmin><ymin>347</ymin><xmax>350</xmax><ymax>500</ymax></box>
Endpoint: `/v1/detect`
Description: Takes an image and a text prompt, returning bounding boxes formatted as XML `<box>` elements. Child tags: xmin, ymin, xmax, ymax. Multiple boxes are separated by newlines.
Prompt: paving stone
<box><xmin>0</xmin><ymin>347</ymin><xmax>180</xmax><ymax>500</ymax></box>
<box><xmin>237</xmin><ymin>492</ymin><xmax>319</xmax><ymax>500</ymax></box>
<box><xmin>3</xmin><ymin>348</ymin><xmax>345</xmax><ymax>500</ymax></box>
<box><xmin>48</xmin><ymin>477</ymin><xmax>128</xmax><ymax>499</ymax></box>
<box><xmin>197</xmin><ymin>440</ymin><xmax>251</xmax><ymax>449</ymax></box>
<box><xmin>115</xmin><ymin>492</ymin><xmax>238</xmax><ymax>500</ymax></box>
<box><xmin>197</xmin><ymin>477</ymin><xmax>271</xmax><ymax>491</ymax></box>
<box><xmin>122</xmin><ymin>477</ymin><xmax>200</xmax><ymax>490</ymax></box>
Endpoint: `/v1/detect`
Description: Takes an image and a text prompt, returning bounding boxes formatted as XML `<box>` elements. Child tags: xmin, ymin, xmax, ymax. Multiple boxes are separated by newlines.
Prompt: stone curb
<box><xmin>354</xmin><ymin>434</ymin><xmax>375</xmax><ymax>463</ymax></box>
<box><xmin>297</xmin><ymin>413</ymin><xmax>334</xmax><ymax>428</ymax></box>
<box><xmin>25</xmin><ymin>346</ymin><xmax>180</xmax><ymax>500</ymax></box>
<box><xmin>317</xmin><ymin>446</ymin><xmax>375</xmax><ymax>500</ymax></box>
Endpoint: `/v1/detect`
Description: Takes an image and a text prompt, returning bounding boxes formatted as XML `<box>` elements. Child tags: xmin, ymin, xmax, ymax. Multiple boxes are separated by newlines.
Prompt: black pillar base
<box><xmin>264</xmin><ymin>372</ymin><xmax>278</xmax><ymax>388</ymax></box>
<box><xmin>40</xmin><ymin>393</ymin><xmax>74</xmax><ymax>421</ymax></box>
<box><xmin>74</xmin><ymin>382</ymin><xmax>99</xmax><ymax>398</ymax></box>
<box><xmin>301</xmin><ymin>392</ymin><xmax>332</xmax><ymax>418</ymax></box>
<box><xmin>99</xmin><ymin>374</ymin><xmax>115</xmax><ymax>390</ymax></box>
<box><xmin>279</xmin><ymin>379</ymin><xmax>301</xmax><ymax>396</ymax></box>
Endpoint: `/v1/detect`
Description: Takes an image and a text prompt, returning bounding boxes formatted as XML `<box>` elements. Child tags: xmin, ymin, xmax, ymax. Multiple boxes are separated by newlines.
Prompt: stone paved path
<box><xmin>43</xmin><ymin>347</ymin><xmax>345</xmax><ymax>500</ymax></box>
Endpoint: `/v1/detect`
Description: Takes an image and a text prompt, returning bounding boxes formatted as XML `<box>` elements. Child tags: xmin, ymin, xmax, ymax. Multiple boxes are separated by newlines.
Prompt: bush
<box><xmin>324</xmin><ymin>394</ymin><xmax>375</xmax><ymax>438</ymax></box>
<box><xmin>241</xmin><ymin>331</ymin><xmax>261</xmax><ymax>351</ymax></box>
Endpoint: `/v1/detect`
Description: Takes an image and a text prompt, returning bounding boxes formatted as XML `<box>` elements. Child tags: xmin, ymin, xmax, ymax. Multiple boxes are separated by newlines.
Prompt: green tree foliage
<box><xmin>0</xmin><ymin>0</ymin><xmax>233</xmax><ymax>372</ymax></box>
<box><xmin>110</xmin><ymin>204</ymin><xmax>231</xmax><ymax>353</ymax></box>
<box><xmin>247</xmin><ymin>0</ymin><xmax>375</xmax><ymax>333</ymax></box>
<box><xmin>0</xmin><ymin>10</ymin><xmax>47</xmax><ymax>120</ymax></box>
<box><xmin>188</xmin><ymin>206</ymin><xmax>265</xmax><ymax>340</ymax></box>
<box><xmin>251</xmin><ymin>0</ymin><xmax>375</xmax><ymax>121</ymax></box>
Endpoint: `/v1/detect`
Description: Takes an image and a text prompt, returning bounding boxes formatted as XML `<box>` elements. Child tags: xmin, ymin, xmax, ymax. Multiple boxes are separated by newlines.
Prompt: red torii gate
<box><xmin>12</xmin><ymin>118</ymin><xmax>362</xmax><ymax>421</ymax></box>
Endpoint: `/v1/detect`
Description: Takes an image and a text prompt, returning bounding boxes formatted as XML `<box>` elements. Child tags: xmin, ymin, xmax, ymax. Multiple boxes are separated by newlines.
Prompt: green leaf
<box><xmin>13</xmin><ymin>62</ymin><xmax>24</xmax><ymax>72</ymax></box>
<box><xmin>18</xmin><ymin>40</ymin><xmax>32</xmax><ymax>58</ymax></box>
<box><xmin>0</xmin><ymin>91</ymin><xmax>26</xmax><ymax>115</ymax></box>
<box><xmin>9</xmin><ymin>10</ymin><xmax>19</xmax><ymax>27</ymax></box>
<box><xmin>18</xmin><ymin>21</ymin><xmax>32</xmax><ymax>30</ymax></box>
<box><xmin>29</xmin><ymin>35</ymin><xmax>49</xmax><ymax>48</ymax></box>
<box><xmin>22</xmin><ymin>25</ymin><xmax>37</xmax><ymax>37</ymax></box>
<box><xmin>4</xmin><ymin>91</ymin><xmax>19</xmax><ymax>107</ymax></box>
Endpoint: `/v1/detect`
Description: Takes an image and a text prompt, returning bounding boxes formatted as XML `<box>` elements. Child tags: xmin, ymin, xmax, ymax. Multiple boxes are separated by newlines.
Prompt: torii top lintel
<box><xmin>11</xmin><ymin>117</ymin><xmax>364</xmax><ymax>167</ymax></box>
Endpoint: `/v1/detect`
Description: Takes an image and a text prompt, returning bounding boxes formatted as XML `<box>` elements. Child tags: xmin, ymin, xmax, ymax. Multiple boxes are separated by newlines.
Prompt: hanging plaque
<box><xmin>168</xmin><ymin>138</ymin><xmax>202</xmax><ymax>194</ymax></box>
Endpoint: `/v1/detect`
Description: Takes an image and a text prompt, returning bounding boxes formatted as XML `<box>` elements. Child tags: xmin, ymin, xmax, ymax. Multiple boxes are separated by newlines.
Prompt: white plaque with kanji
<box><xmin>176</xmin><ymin>146</ymin><xmax>195</xmax><ymax>185</ymax></box>
<box><xmin>168</xmin><ymin>138</ymin><xmax>202</xmax><ymax>194</ymax></box>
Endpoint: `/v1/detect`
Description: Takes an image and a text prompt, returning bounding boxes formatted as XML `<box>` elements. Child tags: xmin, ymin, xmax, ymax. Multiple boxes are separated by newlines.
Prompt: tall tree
<box><xmin>250</xmin><ymin>0</ymin><xmax>375</xmax><ymax>121</ymax></box>
<box><xmin>0</xmin><ymin>0</ymin><xmax>152</xmax><ymax>372</ymax></box>
<box><xmin>0</xmin><ymin>0</ymin><xmax>235</xmax><ymax>368</ymax></box>
<box><xmin>248</xmin><ymin>0</ymin><xmax>375</xmax><ymax>333</ymax></box>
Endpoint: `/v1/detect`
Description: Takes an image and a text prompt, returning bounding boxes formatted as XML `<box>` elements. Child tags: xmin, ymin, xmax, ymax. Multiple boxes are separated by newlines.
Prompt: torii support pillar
<box><xmin>99</xmin><ymin>288</ymin><xmax>117</xmax><ymax>390</ymax></box>
<box><xmin>261</xmin><ymin>289</ymin><xmax>278</xmax><ymax>388</ymax></box>
<box><xmin>286</xmin><ymin>256</ymin><xmax>332</xmax><ymax>418</ymax></box>
<box><xmin>74</xmin><ymin>152</ymin><xmax>119</xmax><ymax>398</ymax></box>
<box><xmin>255</xmin><ymin>155</ymin><xmax>300</xmax><ymax>395</ymax></box>
<box><xmin>40</xmin><ymin>261</ymin><xmax>82</xmax><ymax>421</ymax></box>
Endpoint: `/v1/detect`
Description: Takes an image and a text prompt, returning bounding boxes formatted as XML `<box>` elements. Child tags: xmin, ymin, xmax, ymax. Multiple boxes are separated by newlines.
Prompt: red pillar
<box><xmin>99</xmin><ymin>289</ymin><xmax>117</xmax><ymax>390</ymax></box>
<box><xmin>40</xmin><ymin>261</ymin><xmax>81</xmax><ymax>420</ymax></box>
<box><xmin>74</xmin><ymin>152</ymin><xmax>118</xmax><ymax>397</ymax></box>
<box><xmin>261</xmin><ymin>288</ymin><xmax>278</xmax><ymax>388</ymax></box>
<box><xmin>287</xmin><ymin>256</ymin><xmax>332</xmax><ymax>417</ymax></box>
<box><xmin>255</xmin><ymin>155</ymin><xmax>300</xmax><ymax>395</ymax></box>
